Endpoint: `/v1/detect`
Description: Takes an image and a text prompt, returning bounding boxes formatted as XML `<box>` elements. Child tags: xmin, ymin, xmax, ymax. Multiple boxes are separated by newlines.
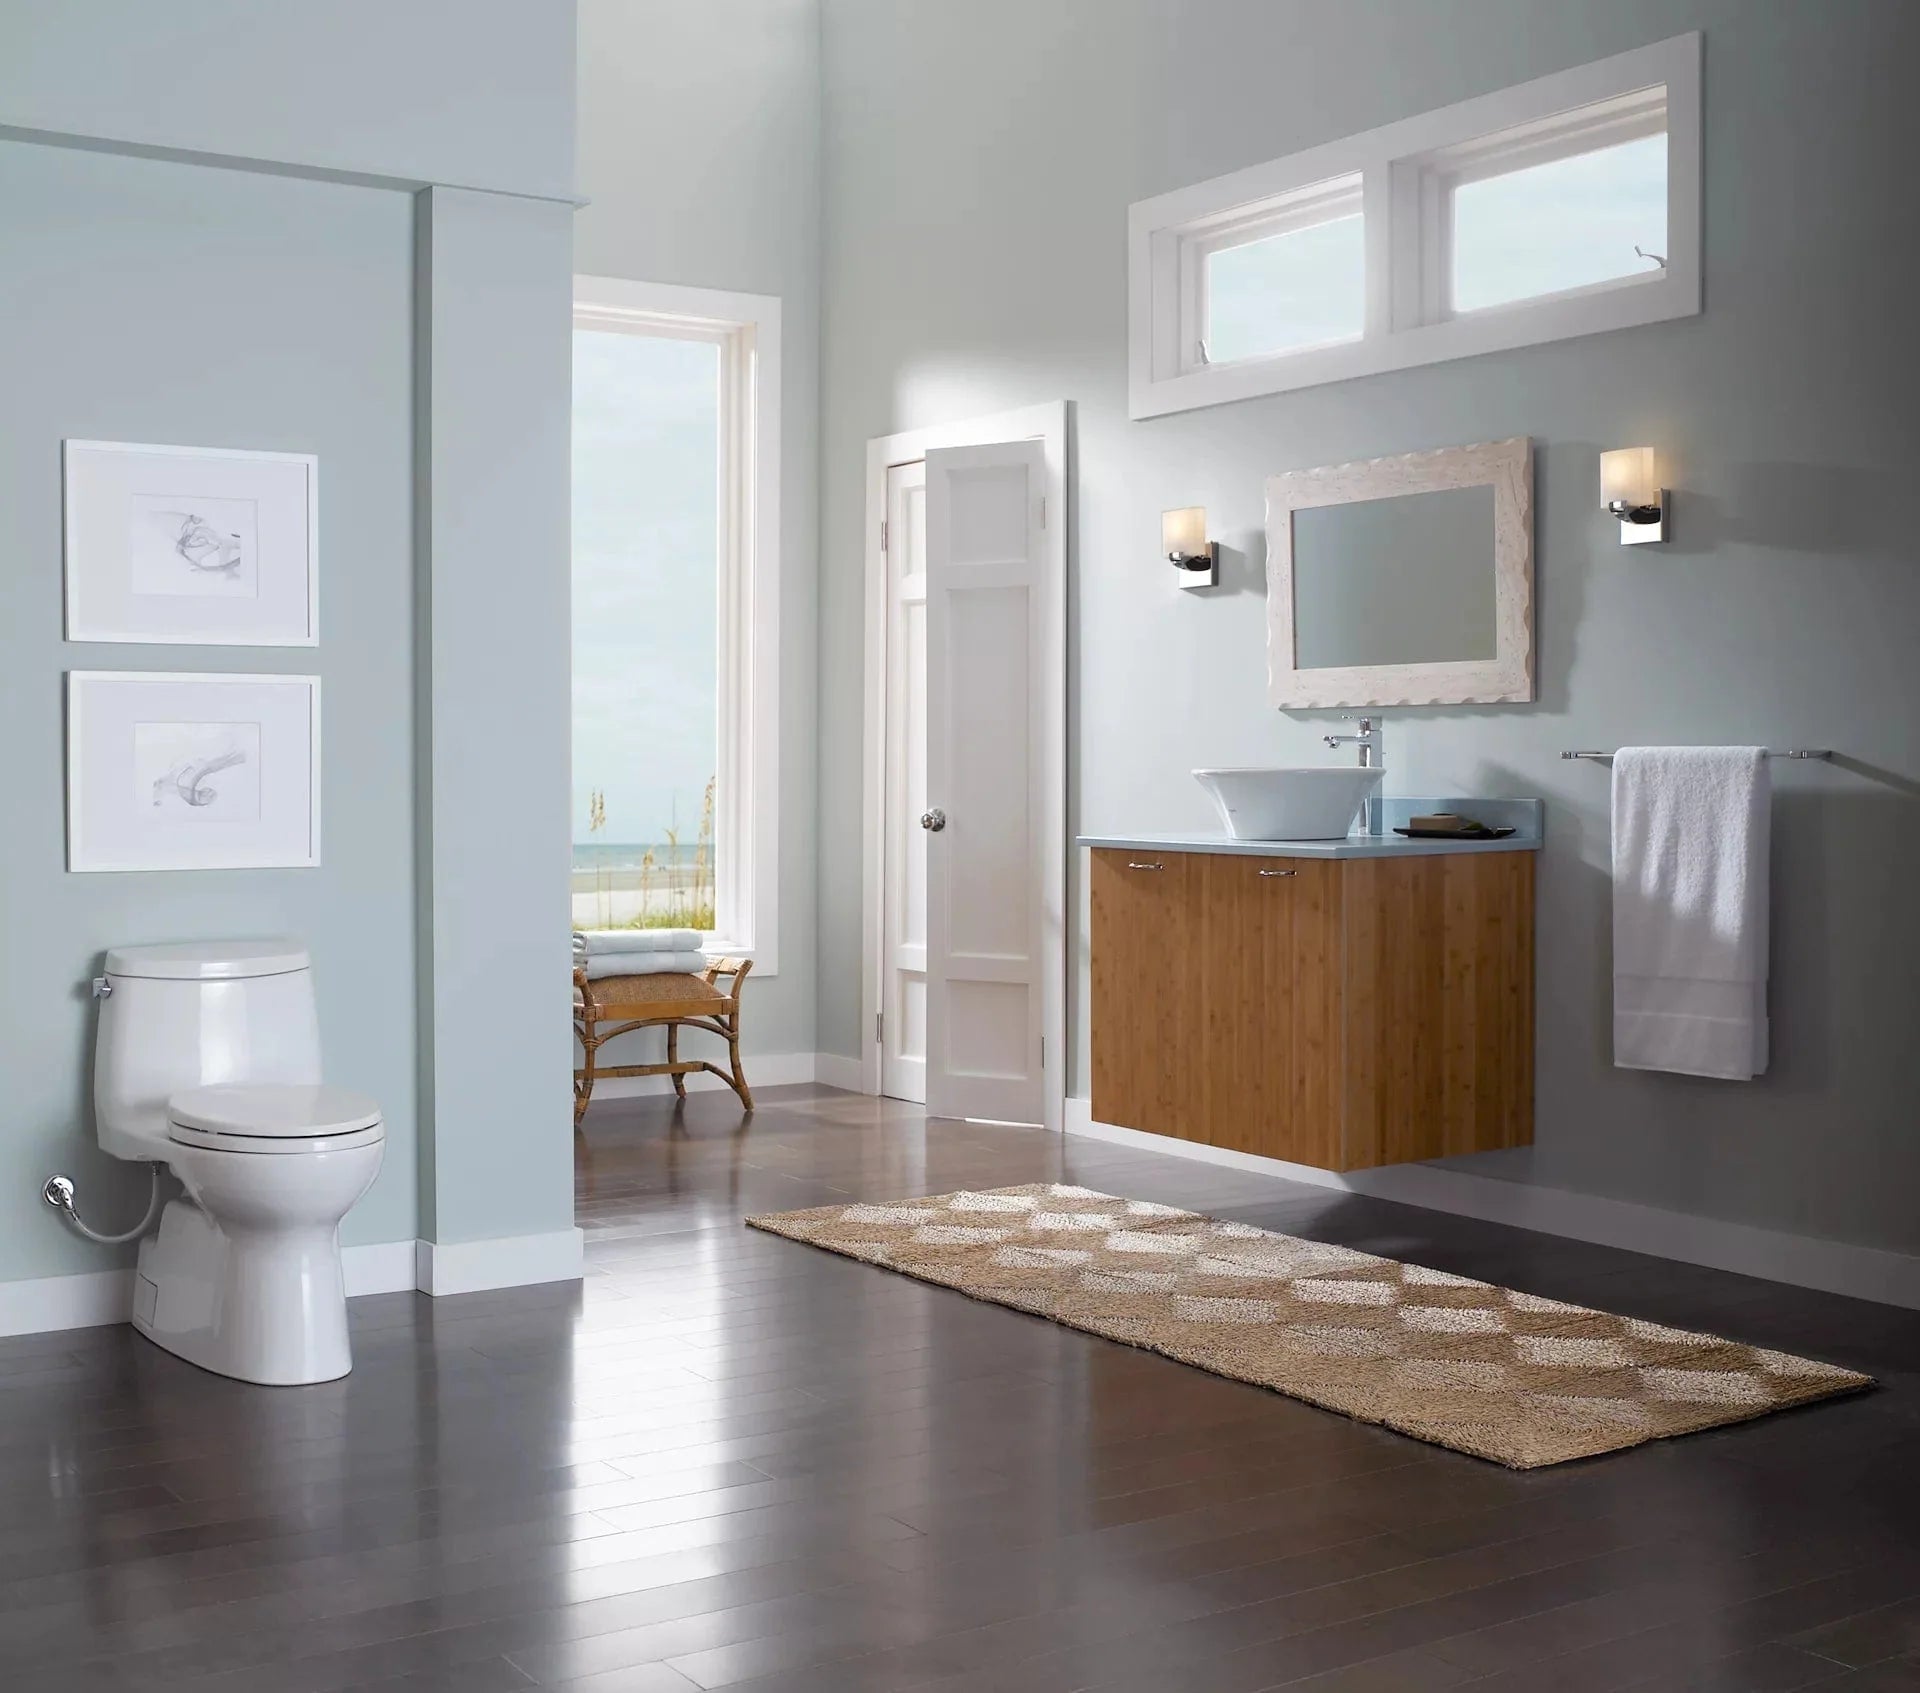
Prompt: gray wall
<box><xmin>0</xmin><ymin>140</ymin><xmax>417</xmax><ymax>1278</ymax></box>
<box><xmin>817</xmin><ymin>0</ymin><xmax>1920</xmax><ymax>1255</ymax></box>
<box><xmin>0</xmin><ymin>1</ymin><xmax>579</xmax><ymax>1289</ymax></box>
<box><xmin>574</xmin><ymin>0</ymin><xmax>823</xmax><ymax>1065</ymax></box>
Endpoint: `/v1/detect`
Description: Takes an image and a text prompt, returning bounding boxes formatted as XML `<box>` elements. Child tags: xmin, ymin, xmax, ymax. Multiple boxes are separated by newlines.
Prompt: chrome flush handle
<box><xmin>1258</xmin><ymin>868</ymin><xmax>1298</xmax><ymax>878</ymax></box>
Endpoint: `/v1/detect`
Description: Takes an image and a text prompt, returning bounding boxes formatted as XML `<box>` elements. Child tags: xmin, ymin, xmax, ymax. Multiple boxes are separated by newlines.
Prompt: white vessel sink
<box><xmin>1192</xmin><ymin>767</ymin><xmax>1385</xmax><ymax>841</ymax></box>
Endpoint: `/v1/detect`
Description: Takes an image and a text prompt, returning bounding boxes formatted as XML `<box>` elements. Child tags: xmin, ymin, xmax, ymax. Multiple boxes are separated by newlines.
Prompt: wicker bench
<box><xmin>572</xmin><ymin>959</ymin><xmax>754</xmax><ymax>1124</ymax></box>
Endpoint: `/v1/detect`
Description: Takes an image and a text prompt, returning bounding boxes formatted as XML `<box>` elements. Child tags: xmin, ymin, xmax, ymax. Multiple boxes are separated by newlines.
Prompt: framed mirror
<box><xmin>1265</xmin><ymin>436</ymin><xmax>1533</xmax><ymax>708</ymax></box>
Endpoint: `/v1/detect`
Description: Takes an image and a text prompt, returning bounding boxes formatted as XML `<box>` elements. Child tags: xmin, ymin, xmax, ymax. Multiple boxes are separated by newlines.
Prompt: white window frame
<box><xmin>572</xmin><ymin>276</ymin><xmax>782</xmax><ymax>973</ymax></box>
<box><xmin>1130</xmin><ymin>33</ymin><xmax>1700</xmax><ymax>419</ymax></box>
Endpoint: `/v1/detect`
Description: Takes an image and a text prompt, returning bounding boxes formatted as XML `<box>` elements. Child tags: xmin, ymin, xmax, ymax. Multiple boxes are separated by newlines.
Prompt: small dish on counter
<box><xmin>1393</xmin><ymin>823</ymin><xmax>1516</xmax><ymax>840</ymax></box>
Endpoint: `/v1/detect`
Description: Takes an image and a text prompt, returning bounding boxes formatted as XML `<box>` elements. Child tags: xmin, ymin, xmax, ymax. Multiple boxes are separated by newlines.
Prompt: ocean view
<box><xmin>572</xmin><ymin>841</ymin><xmax>714</xmax><ymax>930</ymax></box>
<box><xmin>573</xmin><ymin>841</ymin><xmax>704</xmax><ymax>874</ymax></box>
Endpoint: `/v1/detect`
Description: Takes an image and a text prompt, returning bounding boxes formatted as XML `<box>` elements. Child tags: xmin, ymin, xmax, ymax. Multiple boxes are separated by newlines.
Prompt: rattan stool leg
<box><xmin>574</xmin><ymin>1029</ymin><xmax>596</xmax><ymax>1127</ymax></box>
<box><xmin>668</xmin><ymin>1024</ymin><xmax>686</xmax><ymax>1100</ymax></box>
<box><xmin>726</xmin><ymin>1016</ymin><xmax>753</xmax><ymax>1111</ymax></box>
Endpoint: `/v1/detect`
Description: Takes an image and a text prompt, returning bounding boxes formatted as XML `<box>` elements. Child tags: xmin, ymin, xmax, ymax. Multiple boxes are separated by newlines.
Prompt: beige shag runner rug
<box><xmin>746</xmin><ymin>1183</ymin><xmax>1871</xmax><ymax>1469</ymax></box>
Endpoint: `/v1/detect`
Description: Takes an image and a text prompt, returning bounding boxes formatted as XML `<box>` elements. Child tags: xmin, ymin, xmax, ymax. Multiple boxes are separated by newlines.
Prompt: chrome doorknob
<box><xmin>920</xmin><ymin>808</ymin><xmax>946</xmax><ymax>832</ymax></box>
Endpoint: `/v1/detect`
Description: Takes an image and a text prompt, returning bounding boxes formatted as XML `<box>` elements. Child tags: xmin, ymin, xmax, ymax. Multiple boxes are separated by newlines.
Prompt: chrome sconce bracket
<box><xmin>1607</xmin><ymin>493</ymin><xmax>1669</xmax><ymax>545</ymax></box>
<box><xmin>1169</xmin><ymin>543</ymin><xmax>1219</xmax><ymax>591</ymax></box>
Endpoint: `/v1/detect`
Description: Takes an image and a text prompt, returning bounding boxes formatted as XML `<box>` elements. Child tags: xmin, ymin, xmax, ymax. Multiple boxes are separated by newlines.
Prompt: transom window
<box><xmin>1425</xmin><ymin>84</ymin><xmax>1670</xmax><ymax>319</ymax></box>
<box><xmin>1452</xmin><ymin>131</ymin><xmax>1668</xmax><ymax>313</ymax></box>
<box><xmin>1131</xmin><ymin>34</ymin><xmax>1699</xmax><ymax>417</ymax></box>
<box><xmin>1198</xmin><ymin>176</ymin><xmax>1364</xmax><ymax>366</ymax></box>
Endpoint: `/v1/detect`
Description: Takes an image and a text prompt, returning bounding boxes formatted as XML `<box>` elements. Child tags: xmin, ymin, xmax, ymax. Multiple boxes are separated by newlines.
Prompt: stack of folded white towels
<box><xmin>573</xmin><ymin>929</ymin><xmax>708</xmax><ymax>980</ymax></box>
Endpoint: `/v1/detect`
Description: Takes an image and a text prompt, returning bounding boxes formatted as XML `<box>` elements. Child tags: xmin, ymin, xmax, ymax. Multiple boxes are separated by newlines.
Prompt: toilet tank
<box><xmin>95</xmin><ymin>941</ymin><xmax>322</xmax><ymax>1160</ymax></box>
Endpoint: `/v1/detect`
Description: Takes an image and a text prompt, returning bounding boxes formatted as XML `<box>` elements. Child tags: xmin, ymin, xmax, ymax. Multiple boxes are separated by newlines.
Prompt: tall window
<box><xmin>571</xmin><ymin>281</ymin><xmax>781</xmax><ymax>968</ymax></box>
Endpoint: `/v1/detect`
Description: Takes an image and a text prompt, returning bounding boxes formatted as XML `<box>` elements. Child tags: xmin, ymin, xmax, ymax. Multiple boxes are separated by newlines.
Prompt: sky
<box><xmin>571</xmin><ymin>329</ymin><xmax>719</xmax><ymax>847</ymax></box>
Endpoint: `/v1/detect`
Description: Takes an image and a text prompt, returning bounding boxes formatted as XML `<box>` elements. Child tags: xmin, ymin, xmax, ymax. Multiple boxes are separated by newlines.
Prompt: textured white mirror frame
<box><xmin>1265</xmin><ymin>436</ymin><xmax>1534</xmax><ymax>709</ymax></box>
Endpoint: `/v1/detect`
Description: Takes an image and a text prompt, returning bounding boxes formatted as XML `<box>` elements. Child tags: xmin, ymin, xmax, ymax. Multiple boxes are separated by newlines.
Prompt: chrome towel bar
<box><xmin>1561</xmin><ymin>748</ymin><xmax>1833</xmax><ymax>762</ymax></box>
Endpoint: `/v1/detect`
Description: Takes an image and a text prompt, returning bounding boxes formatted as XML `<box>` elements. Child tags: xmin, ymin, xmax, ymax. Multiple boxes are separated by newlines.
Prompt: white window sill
<box><xmin>702</xmin><ymin>942</ymin><xmax>776</xmax><ymax>978</ymax></box>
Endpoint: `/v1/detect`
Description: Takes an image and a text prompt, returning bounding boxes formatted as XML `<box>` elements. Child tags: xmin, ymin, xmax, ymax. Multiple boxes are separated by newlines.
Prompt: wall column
<box><xmin>414</xmin><ymin>185</ymin><xmax>580</xmax><ymax>1291</ymax></box>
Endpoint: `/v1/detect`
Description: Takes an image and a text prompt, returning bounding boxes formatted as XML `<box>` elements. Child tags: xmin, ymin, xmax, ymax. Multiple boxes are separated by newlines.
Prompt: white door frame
<box><xmin>860</xmin><ymin>400</ymin><xmax>1068</xmax><ymax>1133</ymax></box>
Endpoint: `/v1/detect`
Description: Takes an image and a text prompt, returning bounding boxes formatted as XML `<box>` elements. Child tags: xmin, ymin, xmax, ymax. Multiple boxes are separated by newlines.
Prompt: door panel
<box><xmin>1341</xmin><ymin>852</ymin><xmax>1534</xmax><ymax>1168</ymax></box>
<box><xmin>924</xmin><ymin>441</ymin><xmax>1046</xmax><ymax>1123</ymax></box>
<box><xmin>1090</xmin><ymin>849</ymin><xmax>1205</xmax><ymax>1143</ymax></box>
<box><xmin>1199</xmin><ymin>854</ymin><xmax>1344</xmax><ymax>1167</ymax></box>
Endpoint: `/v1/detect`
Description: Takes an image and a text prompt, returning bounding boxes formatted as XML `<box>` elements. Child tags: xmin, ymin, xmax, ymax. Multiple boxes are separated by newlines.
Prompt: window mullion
<box><xmin>1362</xmin><ymin>163</ymin><xmax>1394</xmax><ymax>342</ymax></box>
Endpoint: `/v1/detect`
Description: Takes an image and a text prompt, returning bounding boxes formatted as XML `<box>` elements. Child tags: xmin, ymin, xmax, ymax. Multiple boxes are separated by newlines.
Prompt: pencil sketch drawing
<box><xmin>128</xmin><ymin>493</ymin><xmax>260</xmax><ymax>598</ymax></box>
<box><xmin>133</xmin><ymin>721</ymin><xmax>263</xmax><ymax>822</ymax></box>
<box><xmin>152</xmin><ymin>746</ymin><xmax>248</xmax><ymax>808</ymax></box>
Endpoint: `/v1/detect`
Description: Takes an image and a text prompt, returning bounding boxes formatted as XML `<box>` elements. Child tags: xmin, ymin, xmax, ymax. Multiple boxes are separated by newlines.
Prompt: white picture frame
<box><xmin>67</xmin><ymin>671</ymin><xmax>321</xmax><ymax>872</ymax></box>
<box><xmin>64</xmin><ymin>440</ymin><xmax>318</xmax><ymax>645</ymax></box>
<box><xmin>1265</xmin><ymin>436</ymin><xmax>1534</xmax><ymax>709</ymax></box>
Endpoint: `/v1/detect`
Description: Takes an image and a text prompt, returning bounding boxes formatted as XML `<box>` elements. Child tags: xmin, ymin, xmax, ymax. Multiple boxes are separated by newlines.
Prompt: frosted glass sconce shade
<box><xmin>1163</xmin><ymin>506</ymin><xmax>1218</xmax><ymax>588</ymax></box>
<box><xmin>1601</xmin><ymin>447</ymin><xmax>1658</xmax><ymax>508</ymax></box>
<box><xmin>1600</xmin><ymin>447</ymin><xmax>1667</xmax><ymax>544</ymax></box>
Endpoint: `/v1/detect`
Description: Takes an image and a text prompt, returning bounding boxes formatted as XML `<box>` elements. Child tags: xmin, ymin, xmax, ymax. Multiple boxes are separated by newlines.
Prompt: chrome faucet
<box><xmin>1323</xmin><ymin>716</ymin><xmax>1381</xmax><ymax>769</ymax></box>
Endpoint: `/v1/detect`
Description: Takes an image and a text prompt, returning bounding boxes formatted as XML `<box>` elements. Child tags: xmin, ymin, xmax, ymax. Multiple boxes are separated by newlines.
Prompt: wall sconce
<box><xmin>1600</xmin><ymin>447</ymin><xmax>1667</xmax><ymax>545</ymax></box>
<box><xmin>1163</xmin><ymin>506</ymin><xmax>1218</xmax><ymax>589</ymax></box>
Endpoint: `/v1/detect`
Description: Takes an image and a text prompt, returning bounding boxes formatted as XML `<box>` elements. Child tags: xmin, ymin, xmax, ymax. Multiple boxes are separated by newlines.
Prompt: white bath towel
<box><xmin>574</xmin><ymin>929</ymin><xmax>704</xmax><ymax>957</ymax></box>
<box><xmin>1611</xmin><ymin>747</ymin><xmax>1771</xmax><ymax>1080</ymax></box>
<box><xmin>580</xmin><ymin>950</ymin><xmax>709</xmax><ymax>981</ymax></box>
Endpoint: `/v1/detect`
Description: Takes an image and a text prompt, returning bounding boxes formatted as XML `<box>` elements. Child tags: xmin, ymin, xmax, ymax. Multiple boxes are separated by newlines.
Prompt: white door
<box><xmin>922</xmin><ymin>440</ymin><xmax>1047</xmax><ymax>1123</ymax></box>
<box><xmin>880</xmin><ymin>459</ymin><xmax>929</xmax><ymax>1102</ymax></box>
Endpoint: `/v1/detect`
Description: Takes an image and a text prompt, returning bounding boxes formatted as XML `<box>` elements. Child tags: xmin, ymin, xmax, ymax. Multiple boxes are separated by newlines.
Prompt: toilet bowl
<box><xmin>94</xmin><ymin>942</ymin><xmax>385</xmax><ymax>1386</ymax></box>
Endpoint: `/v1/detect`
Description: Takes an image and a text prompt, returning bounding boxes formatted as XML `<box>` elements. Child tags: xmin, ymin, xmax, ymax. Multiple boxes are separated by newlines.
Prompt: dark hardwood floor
<box><xmin>5</xmin><ymin>1084</ymin><xmax>1920</xmax><ymax>1692</ymax></box>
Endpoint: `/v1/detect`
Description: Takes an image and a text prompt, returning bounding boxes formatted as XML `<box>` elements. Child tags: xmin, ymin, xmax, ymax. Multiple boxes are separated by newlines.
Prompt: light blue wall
<box><xmin>0</xmin><ymin>140</ymin><xmax>417</xmax><ymax>1278</ymax></box>
<box><xmin>0</xmin><ymin>2</ymin><xmax>579</xmax><ymax>1291</ymax></box>
<box><xmin>417</xmin><ymin>186</ymin><xmax>577</xmax><ymax>1245</ymax></box>
<box><xmin>574</xmin><ymin>0</ymin><xmax>823</xmax><ymax>1066</ymax></box>
<box><xmin>817</xmin><ymin>0</ymin><xmax>1920</xmax><ymax>1256</ymax></box>
<box><xmin>0</xmin><ymin>0</ymin><xmax>575</xmax><ymax>199</ymax></box>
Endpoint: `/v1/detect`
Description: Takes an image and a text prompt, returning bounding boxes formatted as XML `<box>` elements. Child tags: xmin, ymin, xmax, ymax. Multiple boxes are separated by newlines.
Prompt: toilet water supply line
<box><xmin>43</xmin><ymin>1166</ymin><xmax>165</xmax><ymax>1246</ymax></box>
<box><xmin>42</xmin><ymin>969</ymin><xmax>168</xmax><ymax>1246</ymax></box>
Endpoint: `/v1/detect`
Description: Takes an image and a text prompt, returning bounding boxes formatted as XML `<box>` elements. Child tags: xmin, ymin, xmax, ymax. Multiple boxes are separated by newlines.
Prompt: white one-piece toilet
<box><xmin>94</xmin><ymin>940</ymin><xmax>384</xmax><ymax>1386</ymax></box>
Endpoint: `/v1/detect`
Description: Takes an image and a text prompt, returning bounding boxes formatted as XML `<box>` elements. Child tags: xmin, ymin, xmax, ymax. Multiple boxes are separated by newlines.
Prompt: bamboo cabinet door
<box><xmin>1090</xmin><ymin>849</ymin><xmax>1205</xmax><ymax>1143</ymax></box>
<box><xmin>1198</xmin><ymin>856</ymin><xmax>1345</xmax><ymax>1167</ymax></box>
<box><xmin>1341</xmin><ymin>853</ymin><xmax>1535</xmax><ymax>1167</ymax></box>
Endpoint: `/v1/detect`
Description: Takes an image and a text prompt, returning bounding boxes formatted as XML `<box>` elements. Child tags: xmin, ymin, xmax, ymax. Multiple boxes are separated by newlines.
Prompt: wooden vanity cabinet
<box><xmin>1090</xmin><ymin>847</ymin><xmax>1534</xmax><ymax>1171</ymax></box>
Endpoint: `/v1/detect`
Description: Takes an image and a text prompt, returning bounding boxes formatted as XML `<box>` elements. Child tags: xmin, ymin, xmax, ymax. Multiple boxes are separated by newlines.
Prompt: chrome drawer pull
<box><xmin>1258</xmin><ymin>868</ymin><xmax>1298</xmax><ymax>878</ymax></box>
<box><xmin>1126</xmin><ymin>860</ymin><xmax>1163</xmax><ymax>871</ymax></box>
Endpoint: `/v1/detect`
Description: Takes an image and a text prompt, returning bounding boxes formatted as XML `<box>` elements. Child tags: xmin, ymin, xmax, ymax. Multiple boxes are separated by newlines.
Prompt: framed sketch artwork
<box><xmin>67</xmin><ymin>672</ymin><xmax>321</xmax><ymax>871</ymax></box>
<box><xmin>64</xmin><ymin>441</ymin><xmax>318</xmax><ymax>645</ymax></box>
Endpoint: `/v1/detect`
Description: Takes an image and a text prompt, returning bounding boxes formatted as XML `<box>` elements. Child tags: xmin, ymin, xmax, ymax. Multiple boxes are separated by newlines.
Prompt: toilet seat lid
<box><xmin>168</xmin><ymin>1084</ymin><xmax>383</xmax><ymax>1147</ymax></box>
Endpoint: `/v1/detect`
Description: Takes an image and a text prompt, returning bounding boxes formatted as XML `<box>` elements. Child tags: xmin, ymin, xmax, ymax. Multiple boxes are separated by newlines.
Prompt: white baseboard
<box><xmin>342</xmin><ymin>1239</ymin><xmax>418</xmax><ymax>1297</ymax></box>
<box><xmin>414</xmin><ymin>1227</ymin><xmax>584</xmax><ymax>1297</ymax></box>
<box><xmin>583</xmin><ymin>1051</ymin><xmax>821</xmax><ymax>1102</ymax></box>
<box><xmin>0</xmin><ymin>1267</ymin><xmax>135</xmax><ymax>1339</ymax></box>
<box><xmin>813</xmin><ymin>1051</ymin><xmax>866</xmax><ymax>1092</ymax></box>
<box><xmin>0</xmin><ymin>1231</ymin><xmax>581</xmax><ymax>1340</ymax></box>
<box><xmin>1065</xmin><ymin>1099</ymin><xmax>1920</xmax><ymax>1311</ymax></box>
